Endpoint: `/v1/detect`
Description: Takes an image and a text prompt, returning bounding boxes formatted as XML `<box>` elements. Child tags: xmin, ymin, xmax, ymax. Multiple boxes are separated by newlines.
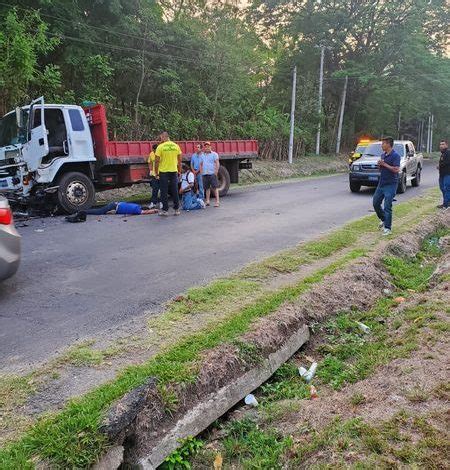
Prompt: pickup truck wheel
<box><xmin>57</xmin><ymin>171</ymin><xmax>96</xmax><ymax>214</ymax></box>
<box><xmin>411</xmin><ymin>165</ymin><xmax>421</xmax><ymax>187</ymax></box>
<box><xmin>397</xmin><ymin>171</ymin><xmax>407</xmax><ymax>194</ymax></box>
<box><xmin>217</xmin><ymin>165</ymin><xmax>231</xmax><ymax>197</ymax></box>
<box><xmin>349</xmin><ymin>182</ymin><xmax>361</xmax><ymax>193</ymax></box>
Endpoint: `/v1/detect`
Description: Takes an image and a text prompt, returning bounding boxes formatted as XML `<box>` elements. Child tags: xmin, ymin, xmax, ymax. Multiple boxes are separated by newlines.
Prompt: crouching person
<box><xmin>180</xmin><ymin>164</ymin><xmax>205</xmax><ymax>211</ymax></box>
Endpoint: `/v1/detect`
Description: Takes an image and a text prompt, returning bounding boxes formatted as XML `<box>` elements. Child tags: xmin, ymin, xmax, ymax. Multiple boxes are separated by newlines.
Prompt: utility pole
<box><xmin>315</xmin><ymin>46</ymin><xmax>325</xmax><ymax>155</ymax></box>
<box><xmin>430</xmin><ymin>114</ymin><xmax>434</xmax><ymax>152</ymax></box>
<box><xmin>335</xmin><ymin>75</ymin><xmax>348</xmax><ymax>154</ymax></box>
<box><xmin>288</xmin><ymin>65</ymin><xmax>297</xmax><ymax>164</ymax></box>
<box><xmin>397</xmin><ymin>110</ymin><xmax>401</xmax><ymax>140</ymax></box>
<box><xmin>426</xmin><ymin>114</ymin><xmax>431</xmax><ymax>153</ymax></box>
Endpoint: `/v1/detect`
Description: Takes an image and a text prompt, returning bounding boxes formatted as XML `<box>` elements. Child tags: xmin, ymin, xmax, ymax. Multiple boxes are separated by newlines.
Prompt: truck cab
<box><xmin>0</xmin><ymin>97</ymin><xmax>96</xmax><ymax>212</ymax></box>
<box><xmin>348</xmin><ymin>140</ymin><xmax>423</xmax><ymax>194</ymax></box>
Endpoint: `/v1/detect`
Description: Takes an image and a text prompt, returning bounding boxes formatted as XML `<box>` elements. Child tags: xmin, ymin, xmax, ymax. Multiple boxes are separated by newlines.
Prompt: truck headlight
<box><xmin>352</xmin><ymin>164</ymin><xmax>360</xmax><ymax>171</ymax></box>
<box><xmin>5</xmin><ymin>149</ymin><xmax>20</xmax><ymax>159</ymax></box>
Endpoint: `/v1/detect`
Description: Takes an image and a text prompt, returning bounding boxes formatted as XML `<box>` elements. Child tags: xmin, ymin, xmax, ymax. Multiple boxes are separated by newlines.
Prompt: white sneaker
<box><xmin>159</xmin><ymin>202</ymin><xmax>163</xmax><ymax>210</ymax></box>
<box><xmin>149</xmin><ymin>202</ymin><xmax>155</xmax><ymax>209</ymax></box>
<box><xmin>378</xmin><ymin>221</ymin><xmax>384</xmax><ymax>230</ymax></box>
<box><xmin>383</xmin><ymin>228</ymin><xmax>392</xmax><ymax>236</ymax></box>
<box><xmin>199</xmin><ymin>199</ymin><xmax>206</xmax><ymax>209</ymax></box>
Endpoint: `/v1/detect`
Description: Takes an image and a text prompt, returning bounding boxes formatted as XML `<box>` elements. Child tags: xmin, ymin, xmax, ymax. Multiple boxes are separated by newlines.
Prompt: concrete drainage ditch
<box><xmin>93</xmin><ymin>211</ymin><xmax>449</xmax><ymax>470</ymax></box>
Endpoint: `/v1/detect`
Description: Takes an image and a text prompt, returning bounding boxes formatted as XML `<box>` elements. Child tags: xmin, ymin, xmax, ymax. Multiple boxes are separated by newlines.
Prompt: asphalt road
<box><xmin>0</xmin><ymin>162</ymin><xmax>439</xmax><ymax>371</ymax></box>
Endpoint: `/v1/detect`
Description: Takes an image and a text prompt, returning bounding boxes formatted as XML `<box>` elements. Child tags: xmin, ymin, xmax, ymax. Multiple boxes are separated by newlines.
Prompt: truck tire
<box><xmin>217</xmin><ymin>165</ymin><xmax>231</xmax><ymax>197</ymax></box>
<box><xmin>349</xmin><ymin>181</ymin><xmax>361</xmax><ymax>193</ymax></box>
<box><xmin>411</xmin><ymin>165</ymin><xmax>421</xmax><ymax>187</ymax></box>
<box><xmin>57</xmin><ymin>171</ymin><xmax>96</xmax><ymax>214</ymax></box>
<box><xmin>397</xmin><ymin>171</ymin><xmax>407</xmax><ymax>194</ymax></box>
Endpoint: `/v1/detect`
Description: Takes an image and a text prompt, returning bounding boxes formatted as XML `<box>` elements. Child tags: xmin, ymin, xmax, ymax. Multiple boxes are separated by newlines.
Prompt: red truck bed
<box><xmin>84</xmin><ymin>104</ymin><xmax>258</xmax><ymax>163</ymax></box>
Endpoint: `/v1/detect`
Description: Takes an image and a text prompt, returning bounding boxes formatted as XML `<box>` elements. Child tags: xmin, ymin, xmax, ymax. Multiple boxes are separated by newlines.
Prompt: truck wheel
<box><xmin>217</xmin><ymin>165</ymin><xmax>231</xmax><ymax>197</ymax></box>
<box><xmin>411</xmin><ymin>165</ymin><xmax>421</xmax><ymax>187</ymax></box>
<box><xmin>57</xmin><ymin>171</ymin><xmax>96</xmax><ymax>214</ymax></box>
<box><xmin>349</xmin><ymin>182</ymin><xmax>361</xmax><ymax>193</ymax></box>
<box><xmin>397</xmin><ymin>171</ymin><xmax>407</xmax><ymax>194</ymax></box>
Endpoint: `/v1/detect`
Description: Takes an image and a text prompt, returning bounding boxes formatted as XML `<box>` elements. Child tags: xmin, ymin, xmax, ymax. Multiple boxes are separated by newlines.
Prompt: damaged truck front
<box><xmin>0</xmin><ymin>97</ymin><xmax>97</xmax><ymax>213</ymax></box>
<box><xmin>1</xmin><ymin>97</ymin><xmax>259</xmax><ymax>214</ymax></box>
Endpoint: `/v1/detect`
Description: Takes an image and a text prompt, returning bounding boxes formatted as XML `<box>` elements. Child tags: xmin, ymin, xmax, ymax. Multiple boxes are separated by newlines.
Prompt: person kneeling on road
<box><xmin>180</xmin><ymin>164</ymin><xmax>205</xmax><ymax>211</ymax></box>
<box><xmin>202</xmin><ymin>141</ymin><xmax>220</xmax><ymax>207</ymax></box>
<box><xmin>65</xmin><ymin>202</ymin><xmax>158</xmax><ymax>222</ymax></box>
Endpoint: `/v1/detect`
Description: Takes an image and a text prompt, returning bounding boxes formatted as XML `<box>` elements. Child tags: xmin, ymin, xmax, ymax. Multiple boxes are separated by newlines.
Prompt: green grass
<box><xmin>221</xmin><ymin>418</ymin><xmax>292</xmax><ymax>469</ymax></box>
<box><xmin>289</xmin><ymin>411</ymin><xmax>448</xmax><ymax>468</ymax></box>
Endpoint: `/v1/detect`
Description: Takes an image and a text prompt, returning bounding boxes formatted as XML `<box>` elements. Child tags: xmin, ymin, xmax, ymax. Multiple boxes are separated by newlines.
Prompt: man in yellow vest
<box><xmin>154</xmin><ymin>131</ymin><xmax>182</xmax><ymax>216</ymax></box>
<box><xmin>148</xmin><ymin>143</ymin><xmax>161</xmax><ymax>209</ymax></box>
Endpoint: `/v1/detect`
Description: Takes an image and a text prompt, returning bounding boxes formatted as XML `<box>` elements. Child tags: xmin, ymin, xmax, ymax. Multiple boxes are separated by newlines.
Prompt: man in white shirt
<box><xmin>180</xmin><ymin>164</ymin><xmax>205</xmax><ymax>211</ymax></box>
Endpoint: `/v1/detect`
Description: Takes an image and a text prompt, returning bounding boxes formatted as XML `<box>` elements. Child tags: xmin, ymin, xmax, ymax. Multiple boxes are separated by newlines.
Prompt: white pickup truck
<box><xmin>349</xmin><ymin>140</ymin><xmax>423</xmax><ymax>193</ymax></box>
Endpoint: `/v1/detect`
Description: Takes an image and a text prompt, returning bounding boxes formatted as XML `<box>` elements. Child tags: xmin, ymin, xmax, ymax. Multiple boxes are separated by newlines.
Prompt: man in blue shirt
<box><xmin>202</xmin><ymin>142</ymin><xmax>220</xmax><ymax>207</ymax></box>
<box><xmin>373</xmin><ymin>137</ymin><xmax>401</xmax><ymax>236</ymax></box>
<box><xmin>65</xmin><ymin>202</ymin><xmax>158</xmax><ymax>222</ymax></box>
<box><xmin>190</xmin><ymin>144</ymin><xmax>205</xmax><ymax>200</ymax></box>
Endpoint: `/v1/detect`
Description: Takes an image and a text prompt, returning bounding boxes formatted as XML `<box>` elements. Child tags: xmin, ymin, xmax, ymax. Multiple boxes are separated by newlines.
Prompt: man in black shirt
<box><xmin>438</xmin><ymin>139</ymin><xmax>450</xmax><ymax>209</ymax></box>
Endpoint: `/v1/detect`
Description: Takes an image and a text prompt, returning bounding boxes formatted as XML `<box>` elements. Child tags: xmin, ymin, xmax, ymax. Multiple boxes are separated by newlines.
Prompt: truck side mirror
<box><xmin>15</xmin><ymin>107</ymin><xmax>23</xmax><ymax>129</ymax></box>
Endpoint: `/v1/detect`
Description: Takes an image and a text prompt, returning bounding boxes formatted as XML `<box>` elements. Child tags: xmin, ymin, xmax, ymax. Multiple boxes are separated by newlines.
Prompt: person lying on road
<box><xmin>65</xmin><ymin>202</ymin><xmax>158</xmax><ymax>222</ymax></box>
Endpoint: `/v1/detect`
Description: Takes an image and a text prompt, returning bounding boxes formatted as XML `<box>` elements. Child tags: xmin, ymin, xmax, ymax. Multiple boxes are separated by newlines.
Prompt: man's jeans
<box><xmin>196</xmin><ymin>173</ymin><xmax>204</xmax><ymax>200</ymax></box>
<box><xmin>182</xmin><ymin>191</ymin><xmax>203</xmax><ymax>211</ymax></box>
<box><xmin>85</xmin><ymin>202</ymin><xmax>118</xmax><ymax>215</ymax></box>
<box><xmin>159</xmin><ymin>172</ymin><xmax>179</xmax><ymax>211</ymax></box>
<box><xmin>373</xmin><ymin>183</ymin><xmax>397</xmax><ymax>230</ymax></box>
<box><xmin>150</xmin><ymin>177</ymin><xmax>160</xmax><ymax>205</ymax></box>
<box><xmin>439</xmin><ymin>175</ymin><xmax>450</xmax><ymax>207</ymax></box>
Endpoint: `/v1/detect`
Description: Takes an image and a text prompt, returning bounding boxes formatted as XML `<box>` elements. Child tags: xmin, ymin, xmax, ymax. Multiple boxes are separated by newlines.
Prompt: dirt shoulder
<box><xmin>191</xmin><ymin>238</ymin><xmax>449</xmax><ymax>470</ymax></box>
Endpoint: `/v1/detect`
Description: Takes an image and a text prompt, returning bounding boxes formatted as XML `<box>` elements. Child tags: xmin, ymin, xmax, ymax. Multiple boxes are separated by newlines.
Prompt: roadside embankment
<box><xmin>95</xmin><ymin>211</ymin><xmax>449</xmax><ymax>469</ymax></box>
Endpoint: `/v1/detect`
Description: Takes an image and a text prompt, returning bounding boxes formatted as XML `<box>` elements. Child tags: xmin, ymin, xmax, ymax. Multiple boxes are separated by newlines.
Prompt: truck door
<box><xmin>23</xmin><ymin>97</ymin><xmax>49</xmax><ymax>171</ymax></box>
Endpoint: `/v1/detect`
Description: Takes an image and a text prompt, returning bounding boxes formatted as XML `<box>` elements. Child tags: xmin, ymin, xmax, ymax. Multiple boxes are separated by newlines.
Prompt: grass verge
<box><xmin>194</xmin><ymin>228</ymin><xmax>448</xmax><ymax>469</ymax></box>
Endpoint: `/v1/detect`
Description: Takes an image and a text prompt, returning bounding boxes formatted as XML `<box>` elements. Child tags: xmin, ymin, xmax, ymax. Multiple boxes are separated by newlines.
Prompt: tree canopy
<box><xmin>0</xmin><ymin>0</ymin><xmax>449</xmax><ymax>153</ymax></box>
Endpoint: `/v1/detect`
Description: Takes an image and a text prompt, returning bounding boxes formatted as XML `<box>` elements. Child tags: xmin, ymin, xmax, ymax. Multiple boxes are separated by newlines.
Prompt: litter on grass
<box><xmin>244</xmin><ymin>394</ymin><xmax>258</xmax><ymax>407</ymax></box>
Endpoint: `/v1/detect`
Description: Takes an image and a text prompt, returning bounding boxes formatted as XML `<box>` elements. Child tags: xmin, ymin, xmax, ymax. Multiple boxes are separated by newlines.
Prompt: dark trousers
<box><xmin>373</xmin><ymin>184</ymin><xmax>397</xmax><ymax>230</ymax></box>
<box><xmin>150</xmin><ymin>177</ymin><xmax>160</xmax><ymax>204</ymax></box>
<box><xmin>159</xmin><ymin>172</ymin><xmax>179</xmax><ymax>211</ymax></box>
<box><xmin>85</xmin><ymin>202</ymin><xmax>118</xmax><ymax>215</ymax></box>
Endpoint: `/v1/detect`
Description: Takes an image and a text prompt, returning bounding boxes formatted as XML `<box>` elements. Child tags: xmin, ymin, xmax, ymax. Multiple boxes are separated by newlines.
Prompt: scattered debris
<box><xmin>299</xmin><ymin>362</ymin><xmax>318</xmax><ymax>383</ymax></box>
<box><xmin>310</xmin><ymin>385</ymin><xmax>319</xmax><ymax>399</ymax></box>
<box><xmin>382</xmin><ymin>288</ymin><xmax>392</xmax><ymax>296</ymax></box>
<box><xmin>213</xmin><ymin>453</ymin><xmax>223</xmax><ymax>470</ymax></box>
<box><xmin>394</xmin><ymin>296</ymin><xmax>406</xmax><ymax>304</ymax></box>
<box><xmin>356</xmin><ymin>321</ymin><xmax>371</xmax><ymax>334</ymax></box>
<box><xmin>34</xmin><ymin>229</ymin><xmax>45</xmax><ymax>233</ymax></box>
<box><xmin>244</xmin><ymin>394</ymin><xmax>258</xmax><ymax>407</ymax></box>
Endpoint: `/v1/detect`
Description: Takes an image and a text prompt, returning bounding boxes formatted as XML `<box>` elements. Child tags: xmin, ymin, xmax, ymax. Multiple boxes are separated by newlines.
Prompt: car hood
<box><xmin>357</xmin><ymin>156</ymin><xmax>380</xmax><ymax>165</ymax></box>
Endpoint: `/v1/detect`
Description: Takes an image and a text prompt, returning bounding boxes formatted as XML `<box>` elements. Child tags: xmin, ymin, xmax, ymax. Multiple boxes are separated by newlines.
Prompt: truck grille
<box><xmin>360</xmin><ymin>164</ymin><xmax>379</xmax><ymax>172</ymax></box>
<box><xmin>0</xmin><ymin>158</ymin><xmax>19</xmax><ymax>177</ymax></box>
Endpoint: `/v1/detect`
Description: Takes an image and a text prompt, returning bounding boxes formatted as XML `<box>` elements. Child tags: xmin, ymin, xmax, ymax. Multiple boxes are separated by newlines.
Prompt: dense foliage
<box><xmin>0</xmin><ymin>0</ymin><xmax>449</xmax><ymax>154</ymax></box>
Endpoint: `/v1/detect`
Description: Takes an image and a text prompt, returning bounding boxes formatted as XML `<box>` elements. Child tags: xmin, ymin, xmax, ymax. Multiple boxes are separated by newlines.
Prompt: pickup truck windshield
<box><xmin>364</xmin><ymin>143</ymin><xmax>405</xmax><ymax>157</ymax></box>
<box><xmin>0</xmin><ymin>111</ymin><xmax>28</xmax><ymax>147</ymax></box>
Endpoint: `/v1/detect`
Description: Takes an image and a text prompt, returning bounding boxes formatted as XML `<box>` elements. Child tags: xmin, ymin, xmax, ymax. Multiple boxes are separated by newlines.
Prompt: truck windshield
<box><xmin>0</xmin><ymin>111</ymin><xmax>28</xmax><ymax>147</ymax></box>
<box><xmin>364</xmin><ymin>143</ymin><xmax>404</xmax><ymax>157</ymax></box>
